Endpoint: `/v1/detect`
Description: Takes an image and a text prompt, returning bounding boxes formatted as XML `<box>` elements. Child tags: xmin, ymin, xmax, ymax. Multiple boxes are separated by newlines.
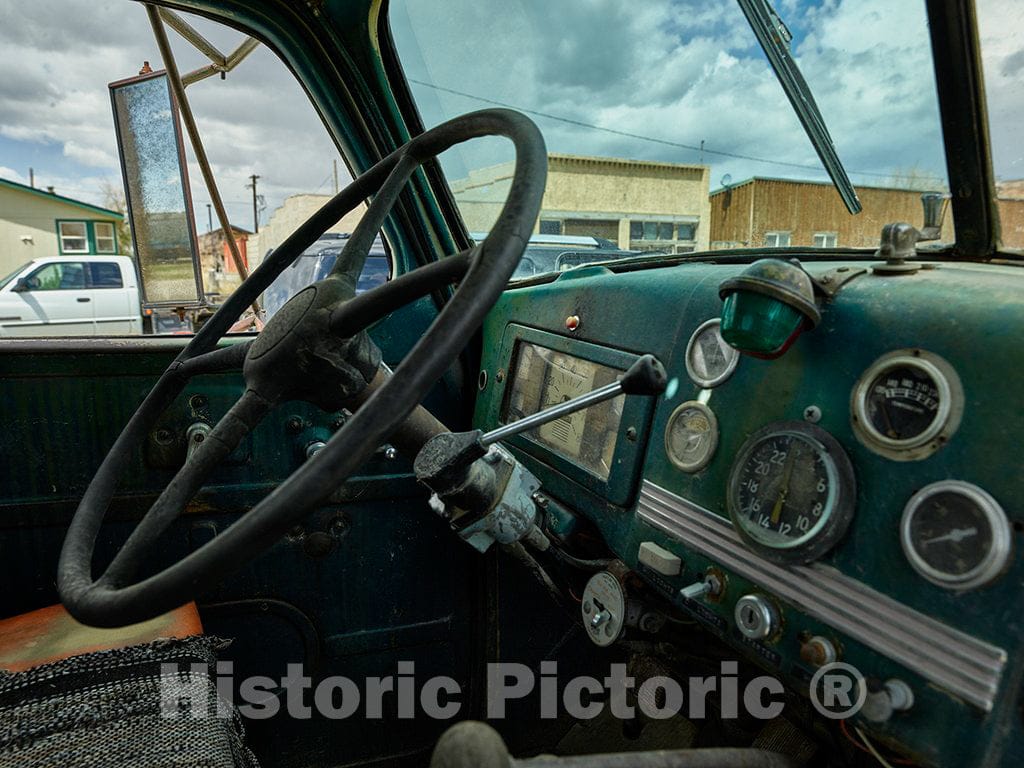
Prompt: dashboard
<box><xmin>474</xmin><ymin>259</ymin><xmax>1024</xmax><ymax>767</ymax></box>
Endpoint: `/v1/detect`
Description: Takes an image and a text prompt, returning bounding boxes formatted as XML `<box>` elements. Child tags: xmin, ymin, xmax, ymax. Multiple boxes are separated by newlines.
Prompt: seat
<box><xmin>0</xmin><ymin>604</ymin><xmax>259</xmax><ymax>767</ymax></box>
<box><xmin>0</xmin><ymin>601</ymin><xmax>202</xmax><ymax>672</ymax></box>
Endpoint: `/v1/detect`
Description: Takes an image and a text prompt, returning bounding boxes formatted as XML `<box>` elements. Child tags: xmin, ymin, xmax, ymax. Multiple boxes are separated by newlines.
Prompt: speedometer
<box><xmin>727</xmin><ymin>422</ymin><xmax>856</xmax><ymax>564</ymax></box>
<box><xmin>851</xmin><ymin>349</ymin><xmax>963</xmax><ymax>461</ymax></box>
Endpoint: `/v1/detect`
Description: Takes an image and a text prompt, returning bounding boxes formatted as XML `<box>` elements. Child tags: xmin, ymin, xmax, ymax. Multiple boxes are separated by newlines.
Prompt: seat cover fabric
<box><xmin>0</xmin><ymin>635</ymin><xmax>259</xmax><ymax>768</ymax></box>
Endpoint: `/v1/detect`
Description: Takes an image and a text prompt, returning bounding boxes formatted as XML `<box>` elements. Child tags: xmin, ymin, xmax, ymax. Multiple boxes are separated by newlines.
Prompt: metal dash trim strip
<box><xmin>636</xmin><ymin>481</ymin><xmax>1006</xmax><ymax>712</ymax></box>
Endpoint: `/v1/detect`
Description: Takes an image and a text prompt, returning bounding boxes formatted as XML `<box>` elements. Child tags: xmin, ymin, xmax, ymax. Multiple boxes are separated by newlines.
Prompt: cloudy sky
<box><xmin>0</xmin><ymin>0</ymin><xmax>1021</xmax><ymax>233</ymax></box>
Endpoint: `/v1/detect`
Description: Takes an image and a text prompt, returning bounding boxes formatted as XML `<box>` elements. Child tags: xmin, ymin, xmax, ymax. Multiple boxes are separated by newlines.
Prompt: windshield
<box><xmin>0</xmin><ymin>263</ymin><xmax>30</xmax><ymax>291</ymax></box>
<box><xmin>390</xmin><ymin>0</ymin><xmax>953</xmax><ymax>275</ymax></box>
<box><xmin>977</xmin><ymin>0</ymin><xmax>1024</xmax><ymax>253</ymax></box>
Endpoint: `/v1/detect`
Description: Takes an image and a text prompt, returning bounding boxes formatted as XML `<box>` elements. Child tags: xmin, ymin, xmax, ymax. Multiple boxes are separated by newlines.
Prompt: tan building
<box><xmin>451</xmin><ymin>154</ymin><xmax>711</xmax><ymax>253</ymax></box>
<box><xmin>709</xmin><ymin>177</ymin><xmax>960</xmax><ymax>250</ymax></box>
<box><xmin>0</xmin><ymin>177</ymin><xmax>125</xmax><ymax>276</ymax></box>
<box><xmin>248</xmin><ymin>194</ymin><xmax>366</xmax><ymax>268</ymax></box>
<box><xmin>995</xmin><ymin>181</ymin><xmax>1024</xmax><ymax>251</ymax></box>
<box><xmin>198</xmin><ymin>225</ymin><xmax>251</xmax><ymax>299</ymax></box>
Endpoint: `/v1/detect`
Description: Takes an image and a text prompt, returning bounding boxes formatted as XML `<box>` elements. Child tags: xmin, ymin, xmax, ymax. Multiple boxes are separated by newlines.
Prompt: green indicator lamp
<box><xmin>719</xmin><ymin>259</ymin><xmax>821</xmax><ymax>359</ymax></box>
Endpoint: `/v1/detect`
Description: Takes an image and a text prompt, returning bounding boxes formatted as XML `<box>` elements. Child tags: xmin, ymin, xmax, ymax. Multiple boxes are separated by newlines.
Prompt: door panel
<box><xmin>88</xmin><ymin>261</ymin><xmax>135</xmax><ymax>334</ymax></box>
<box><xmin>5</xmin><ymin>261</ymin><xmax>94</xmax><ymax>336</ymax></box>
<box><xmin>0</xmin><ymin>296</ymin><xmax>483</xmax><ymax>766</ymax></box>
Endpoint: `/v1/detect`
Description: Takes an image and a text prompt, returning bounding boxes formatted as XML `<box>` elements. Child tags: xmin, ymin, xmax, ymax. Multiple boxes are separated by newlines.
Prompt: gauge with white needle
<box><xmin>901</xmin><ymin>481</ymin><xmax>1012</xmax><ymax>591</ymax></box>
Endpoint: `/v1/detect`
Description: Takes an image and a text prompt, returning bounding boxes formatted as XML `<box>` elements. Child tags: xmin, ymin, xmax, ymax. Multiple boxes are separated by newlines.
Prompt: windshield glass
<box><xmin>0</xmin><ymin>263</ymin><xmax>30</xmax><ymax>290</ymax></box>
<box><xmin>390</xmin><ymin>0</ymin><xmax>953</xmax><ymax>275</ymax></box>
<box><xmin>976</xmin><ymin>0</ymin><xmax>1024</xmax><ymax>253</ymax></box>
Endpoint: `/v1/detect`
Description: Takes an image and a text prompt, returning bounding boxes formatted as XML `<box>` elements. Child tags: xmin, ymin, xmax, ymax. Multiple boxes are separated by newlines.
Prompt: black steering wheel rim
<box><xmin>58</xmin><ymin>109</ymin><xmax>547</xmax><ymax>627</ymax></box>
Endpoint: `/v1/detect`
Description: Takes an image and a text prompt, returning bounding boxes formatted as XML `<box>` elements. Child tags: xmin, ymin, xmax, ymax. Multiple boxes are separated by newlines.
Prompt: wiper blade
<box><xmin>738</xmin><ymin>0</ymin><xmax>862</xmax><ymax>214</ymax></box>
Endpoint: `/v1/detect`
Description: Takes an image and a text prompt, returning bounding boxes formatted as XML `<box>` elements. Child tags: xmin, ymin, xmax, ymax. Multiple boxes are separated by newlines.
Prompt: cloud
<box><xmin>0</xmin><ymin>0</ymin><xmax>347</xmax><ymax>226</ymax></box>
<box><xmin>976</xmin><ymin>0</ymin><xmax>1024</xmax><ymax>178</ymax></box>
<box><xmin>395</xmin><ymin>0</ymin><xmax>956</xmax><ymax>190</ymax></box>
<box><xmin>2</xmin><ymin>0</ymin><xmax>1020</xmax><ymax>240</ymax></box>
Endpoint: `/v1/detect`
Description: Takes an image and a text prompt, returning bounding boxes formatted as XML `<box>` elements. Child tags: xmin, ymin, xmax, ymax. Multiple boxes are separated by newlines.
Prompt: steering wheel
<box><xmin>58</xmin><ymin>109</ymin><xmax>547</xmax><ymax>627</ymax></box>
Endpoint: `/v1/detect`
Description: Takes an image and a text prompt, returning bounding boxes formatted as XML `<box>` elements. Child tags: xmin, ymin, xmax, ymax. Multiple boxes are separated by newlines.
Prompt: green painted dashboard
<box><xmin>472</xmin><ymin>256</ymin><xmax>1024</xmax><ymax>767</ymax></box>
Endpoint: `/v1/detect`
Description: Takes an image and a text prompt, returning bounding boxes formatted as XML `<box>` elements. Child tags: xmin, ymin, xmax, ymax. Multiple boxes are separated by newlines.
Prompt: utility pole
<box><xmin>206</xmin><ymin>203</ymin><xmax>213</xmax><ymax>232</ymax></box>
<box><xmin>700</xmin><ymin>139</ymin><xmax>704</xmax><ymax>164</ymax></box>
<box><xmin>246</xmin><ymin>173</ymin><xmax>261</xmax><ymax>233</ymax></box>
<box><xmin>333</xmin><ymin>159</ymin><xmax>339</xmax><ymax>195</ymax></box>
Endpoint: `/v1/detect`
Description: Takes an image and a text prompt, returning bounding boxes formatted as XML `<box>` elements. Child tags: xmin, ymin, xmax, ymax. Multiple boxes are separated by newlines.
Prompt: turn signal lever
<box><xmin>413</xmin><ymin>354</ymin><xmax>667</xmax><ymax>551</ymax></box>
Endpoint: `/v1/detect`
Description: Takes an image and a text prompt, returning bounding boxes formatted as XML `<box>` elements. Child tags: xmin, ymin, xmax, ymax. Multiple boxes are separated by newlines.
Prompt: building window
<box><xmin>94</xmin><ymin>222</ymin><xmax>117</xmax><ymax>253</ymax></box>
<box><xmin>629</xmin><ymin>220</ymin><xmax>694</xmax><ymax>241</ymax></box>
<box><xmin>24</xmin><ymin>262</ymin><xmax>87</xmax><ymax>290</ymax></box>
<box><xmin>764</xmin><ymin>231</ymin><xmax>791</xmax><ymax>247</ymax></box>
<box><xmin>539</xmin><ymin>219</ymin><xmax>562</xmax><ymax>235</ymax></box>
<box><xmin>56</xmin><ymin>220</ymin><xmax>119</xmax><ymax>255</ymax></box>
<box><xmin>58</xmin><ymin>221</ymin><xmax>89</xmax><ymax>254</ymax></box>
<box><xmin>813</xmin><ymin>232</ymin><xmax>838</xmax><ymax>248</ymax></box>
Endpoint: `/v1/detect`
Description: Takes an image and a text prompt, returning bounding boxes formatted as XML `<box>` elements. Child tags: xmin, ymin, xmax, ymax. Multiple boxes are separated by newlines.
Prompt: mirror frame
<box><xmin>109</xmin><ymin>69</ymin><xmax>205</xmax><ymax>309</ymax></box>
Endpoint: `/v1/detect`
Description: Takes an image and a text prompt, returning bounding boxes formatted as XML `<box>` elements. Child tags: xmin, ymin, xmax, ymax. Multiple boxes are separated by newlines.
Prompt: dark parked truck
<box><xmin>0</xmin><ymin>2</ymin><xmax>1021</xmax><ymax>768</ymax></box>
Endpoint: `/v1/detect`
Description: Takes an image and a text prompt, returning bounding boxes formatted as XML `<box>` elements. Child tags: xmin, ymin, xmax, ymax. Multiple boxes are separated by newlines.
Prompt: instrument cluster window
<box><xmin>502</xmin><ymin>341</ymin><xmax>624</xmax><ymax>481</ymax></box>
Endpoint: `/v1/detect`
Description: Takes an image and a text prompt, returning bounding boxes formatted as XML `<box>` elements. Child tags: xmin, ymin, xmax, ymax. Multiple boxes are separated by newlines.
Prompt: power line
<box><xmin>407</xmin><ymin>77</ymin><xmax>946</xmax><ymax>183</ymax></box>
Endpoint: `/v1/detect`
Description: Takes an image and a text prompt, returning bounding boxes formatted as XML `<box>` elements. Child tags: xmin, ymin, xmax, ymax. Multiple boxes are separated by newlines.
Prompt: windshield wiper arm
<box><xmin>737</xmin><ymin>0</ymin><xmax>862</xmax><ymax>214</ymax></box>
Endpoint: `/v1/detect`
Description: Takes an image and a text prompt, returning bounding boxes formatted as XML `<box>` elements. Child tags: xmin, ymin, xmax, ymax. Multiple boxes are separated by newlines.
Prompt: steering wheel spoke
<box><xmin>178</xmin><ymin>339</ymin><xmax>254</xmax><ymax>377</ymax></box>
<box><xmin>59</xmin><ymin>108</ymin><xmax>547</xmax><ymax>627</ymax></box>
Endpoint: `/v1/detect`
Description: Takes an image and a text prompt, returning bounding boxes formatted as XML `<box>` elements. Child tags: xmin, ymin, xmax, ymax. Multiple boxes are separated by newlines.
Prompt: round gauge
<box><xmin>851</xmin><ymin>350</ymin><xmax>963</xmax><ymax>461</ymax></box>
<box><xmin>685</xmin><ymin>319</ymin><xmax>740</xmax><ymax>388</ymax></box>
<box><xmin>581</xmin><ymin>571</ymin><xmax>627</xmax><ymax>647</ymax></box>
<box><xmin>901</xmin><ymin>481</ymin><xmax>1012</xmax><ymax>591</ymax></box>
<box><xmin>665</xmin><ymin>400</ymin><xmax>719</xmax><ymax>472</ymax></box>
<box><xmin>727</xmin><ymin>421</ymin><xmax>856</xmax><ymax>564</ymax></box>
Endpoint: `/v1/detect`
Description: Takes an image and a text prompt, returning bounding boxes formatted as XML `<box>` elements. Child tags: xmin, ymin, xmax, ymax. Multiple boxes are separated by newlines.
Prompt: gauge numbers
<box><xmin>665</xmin><ymin>401</ymin><xmax>718</xmax><ymax>472</ymax></box>
<box><xmin>502</xmin><ymin>341</ymin><xmax>624</xmax><ymax>480</ymax></box>
<box><xmin>728</xmin><ymin>422</ymin><xmax>856</xmax><ymax>564</ymax></box>
<box><xmin>685</xmin><ymin>319</ymin><xmax>740</xmax><ymax>388</ymax></box>
<box><xmin>901</xmin><ymin>481</ymin><xmax>1011</xmax><ymax>591</ymax></box>
<box><xmin>537</xmin><ymin>357</ymin><xmax>595</xmax><ymax>457</ymax></box>
<box><xmin>852</xmin><ymin>350</ymin><xmax>962</xmax><ymax>461</ymax></box>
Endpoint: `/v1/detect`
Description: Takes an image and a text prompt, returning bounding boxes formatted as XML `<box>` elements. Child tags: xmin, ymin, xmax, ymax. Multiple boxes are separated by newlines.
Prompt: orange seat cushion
<box><xmin>0</xmin><ymin>602</ymin><xmax>203</xmax><ymax>672</ymax></box>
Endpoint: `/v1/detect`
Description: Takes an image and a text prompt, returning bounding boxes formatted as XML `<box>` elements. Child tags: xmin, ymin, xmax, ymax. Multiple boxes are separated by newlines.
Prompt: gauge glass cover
<box><xmin>685</xmin><ymin>319</ymin><xmax>740</xmax><ymax>388</ymax></box>
<box><xmin>866</xmin><ymin>364</ymin><xmax>941</xmax><ymax>442</ymax></box>
<box><xmin>901</xmin><ymin>481</ymin><xmax>1011</xmax><ymax>590</ymax></box>
<box><xmin>728</xmin><ymin>422</ymin><xmax>856</xmax><ymax>563</ymax></box>
<box><xmin>665</xmin><ymin>401</ymin><xmax>718</xmax><ymax>472</ymax></box>
<box><xmin>851</xmin><ymin>350</ymin><xmax>962</xmax><ymax>460</ymax></box>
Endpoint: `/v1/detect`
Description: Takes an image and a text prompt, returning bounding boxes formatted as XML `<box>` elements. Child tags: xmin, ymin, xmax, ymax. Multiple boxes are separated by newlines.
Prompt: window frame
<box><xmin>24</xmin><ymin>261</ymin><xmax>88</xmax><ymax>291</ymax></box>
<box><xmin>88</xmin><ymin>261</ymin><xmax>125</xmax><ymax>289</ymax></box>
<box><xmin>57</xmin><ymin>221</ymin><xmax>90</xmax><ymax>255</ymax></box>
<box><xmin>56</xmin><ymin>219</ymin><xmax>120</xmax><ymax>256</ymax></box>
<box><xmin>812</xmin><ymin>231</ymin><xmax>838</xmax><ymax>248</ymax></box>
<box><xmin>765</xmin><ymin>231</ymin><xmax>792</xmax><ymax>247</ymax></box>
<box><xmin>93</xmin><ymin>221</ymin><xmax>118</xmax><ymax>254</ymax></box>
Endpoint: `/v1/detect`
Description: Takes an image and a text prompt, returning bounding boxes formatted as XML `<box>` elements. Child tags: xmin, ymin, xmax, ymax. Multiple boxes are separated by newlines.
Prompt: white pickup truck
<box><xmin>0</xmin><ymin>255</ymin><xmax>142</xmax><ymax>336</ymax></box>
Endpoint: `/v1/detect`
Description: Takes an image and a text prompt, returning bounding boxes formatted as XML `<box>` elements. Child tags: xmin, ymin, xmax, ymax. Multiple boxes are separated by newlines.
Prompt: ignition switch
<box><xmin>734</xmin><ymin>594</ymin><xmax>779</xmax><ymax>640</ymax></box>
<box><xmin>581</xmin><ymin>567</ymin><xmax>665</xmax><ymax>647</ymax></box>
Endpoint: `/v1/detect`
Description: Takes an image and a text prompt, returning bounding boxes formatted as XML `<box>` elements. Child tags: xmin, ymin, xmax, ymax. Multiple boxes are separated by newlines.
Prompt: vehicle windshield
<box><xmin>0</xmin><ymin>263</ymin><xmax>30</xmax><ymax>291</ymax></box>
<box><xmin>977</xmin><ymin>0</ymin><xmax>1024</xmax><ymax>253</ymax></box>
<box><xmin>390</xmin><ymin>0</ymin><xmax>955</xmax><ymax>277</ymax></box>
